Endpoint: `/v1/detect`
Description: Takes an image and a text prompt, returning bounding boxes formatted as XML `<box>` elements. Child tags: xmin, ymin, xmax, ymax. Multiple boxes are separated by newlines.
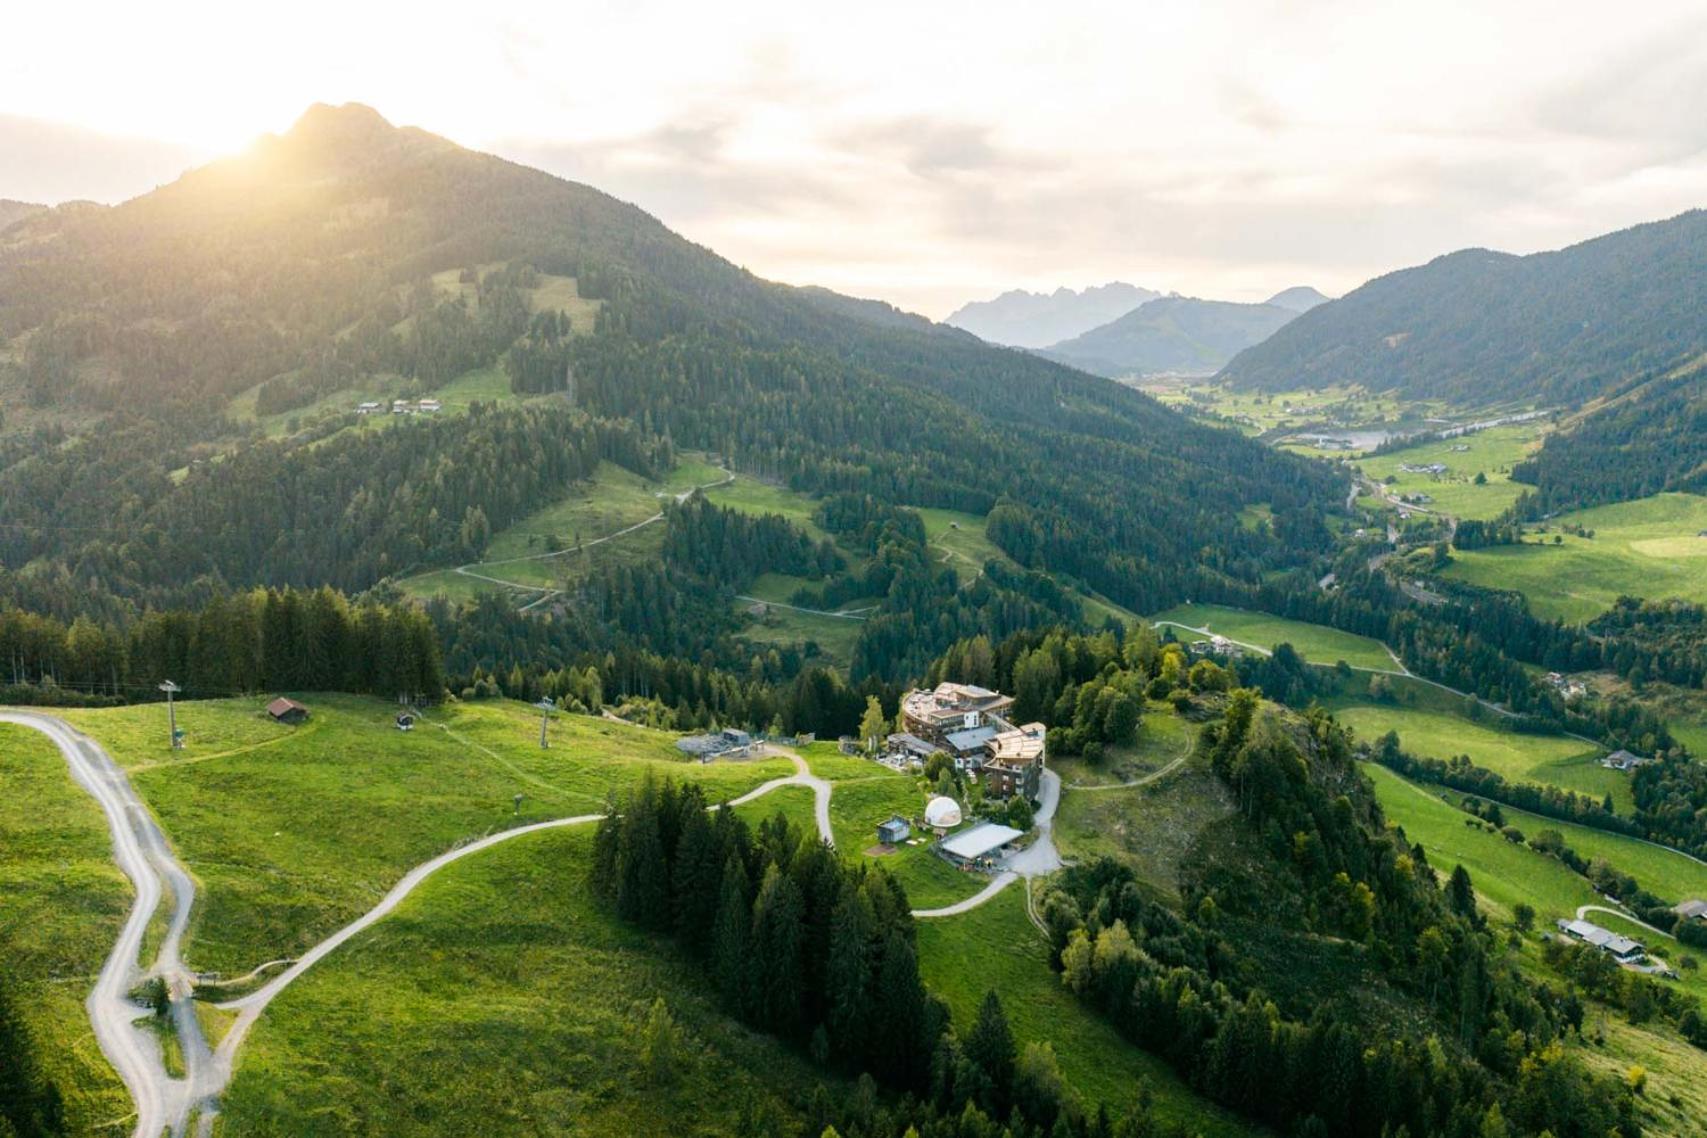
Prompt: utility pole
<box><xmin>535</xmin><ymin>697</ymin><xmax>555</xmax><ymax>749</ymax></box>
<box><xmin>159</xmin><ymin>680</ymin><xmax>182</xmax><ymax>749</ymax></box>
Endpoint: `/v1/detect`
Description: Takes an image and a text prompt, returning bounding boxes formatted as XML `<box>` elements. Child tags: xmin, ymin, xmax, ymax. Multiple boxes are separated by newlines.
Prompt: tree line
<box><xmin>0</xmin><ymin>587</ymin><xmax>442</xmax><ymax>703</ymax></box>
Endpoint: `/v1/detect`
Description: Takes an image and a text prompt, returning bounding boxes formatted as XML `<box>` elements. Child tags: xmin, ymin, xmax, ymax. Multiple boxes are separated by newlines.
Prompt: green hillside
<box><xmin>1219</xmin><ymin>208</ymin><xmax>1707</xmax><ymax>408</ymax></box>
<box><xmin>1445</xmin><ymin>493</ymin><xmax>1707</xmax><ymax>623</ymax></box>
<box><xmin>1042</xmin><ymin>296</ymin><xmax>1299</xmax><ymax>378</ymax></box>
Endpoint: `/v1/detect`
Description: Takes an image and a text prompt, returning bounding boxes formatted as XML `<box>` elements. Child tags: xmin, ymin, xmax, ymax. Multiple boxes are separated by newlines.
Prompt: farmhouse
<box><xmin>266</xmin><ymin>697</ymin><xmax>309</xmax><ymax>725</ymax></box>
<box><xmin>938</xmin><ymin>821</ymin><xmax>1024</xmax><ymax>868</ymax></box>
<box><xmin>1674</xmin><ymin>899</ymin><xmax>1707</xmax><ymax>922</ymax></box>
<box><xmin>1602</xmin><ymin>749</ymin><xmax>1651</xmax><ymax>772</ymax></box>
<box><xmin>1558</xmin><ymin>918</ymin><xmax>1646</xmax><ymax>964</ymax></box>
<box><xmin>1398</xmin><ymin>462</ymin><xmax>1449</xmax><ymax>475</ymax></box>
<box><xmin>356</xmin><ymin>401</ymin><xmax>383</xmax><ymax>414</ymax></box>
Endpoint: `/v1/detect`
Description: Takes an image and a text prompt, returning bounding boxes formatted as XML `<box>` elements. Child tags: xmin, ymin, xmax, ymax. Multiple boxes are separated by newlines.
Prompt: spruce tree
<box><xmin>962</xmin><ymin>990</ymin><xmax>1017</xmax><ymax>1115</ymax></box>
<box><xmin>751</xmin><ymin>864</ymin><xmax>806</xmax><ymax>1039</ymax></box>
<box><xmin>712</xmin><ymin>853</ymin><xmax>754</xmax><ymax>1017</ymax></box>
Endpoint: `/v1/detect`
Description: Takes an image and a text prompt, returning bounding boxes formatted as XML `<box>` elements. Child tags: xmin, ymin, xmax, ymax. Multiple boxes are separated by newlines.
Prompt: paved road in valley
<box><xmin>0</xmin><ymin>711</ymin><xmax>218</xmax><ymax>1138</ymax></box>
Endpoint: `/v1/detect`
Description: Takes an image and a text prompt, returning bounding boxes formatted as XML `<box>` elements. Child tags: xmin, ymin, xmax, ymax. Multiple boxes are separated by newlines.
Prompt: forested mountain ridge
<box><xmin>1039</xmin><ymin>295</ymin><xmax>1299</xmax><ymax>378</ymax></box>
<box><xmin>1219</xmin><ymin>208</ymin><xmax>1707</xmax><ymax>406</ymax></box>
<box><xmin>1509</xmin><ymin>355</ymin><xmax>1707</xmax><ymax>516</ymax></box>
<box><xmin>0</xmin><ymin>199</ymin><xmax>43</xmax><ymax>233</ymax></box>
<box><xmin>0</xmin><ymin>102</ymin><xmax>1343</xmax><ymax>627</ymax></box>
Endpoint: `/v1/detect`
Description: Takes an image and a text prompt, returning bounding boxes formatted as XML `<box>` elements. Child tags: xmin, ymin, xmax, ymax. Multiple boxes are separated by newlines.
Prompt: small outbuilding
<box><xmin>267</xmin><ymin>697</ymin><xmax>309</xmax><ymax>725</ymax></box>
<box><xmin>938</xmin><ymin>822</ymin><xmax>1025</xmax><ymax>867</ymax></box>
<box><xmin>877</xmin><ymin>816</ymin><xmax>911</xmax><ymax>846</ymax></box>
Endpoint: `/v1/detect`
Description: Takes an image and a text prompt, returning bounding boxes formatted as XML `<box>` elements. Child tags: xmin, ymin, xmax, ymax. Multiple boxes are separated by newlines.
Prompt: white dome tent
<box><xmin>924</xmin><ymin>796</ymin><xmax>962</xmax><ymax>830</ymax></box>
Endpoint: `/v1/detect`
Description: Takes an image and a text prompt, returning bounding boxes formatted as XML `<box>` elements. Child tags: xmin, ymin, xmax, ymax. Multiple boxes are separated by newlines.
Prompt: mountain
<box><xmin>944</xmin><ymin>282</ymin><xmax>1161</xmax><ymax>347</ymax></box>
<box><xmin>0</xmin><ymin>200</ymin><xmax>44</xmax><ymax>233</ymax></box>
<box><xmin>1264</xmin><ymin>285</ymin><xmax>1330</xmax><ymax>313</ymax></box>
<box><xmin>0</xmin><ymin>103</ymin><xmax>1339</xmax><ymax>625</ymax></box>
<box><xmin>1039</xmin><ymin>295</ymin><xmax>1300</xmax><ymax>378</ymax></box>
<box><xmin>1219</xmin><ymin>209</ymin><xmax>1707</xmax><ymax>407</ymax></box>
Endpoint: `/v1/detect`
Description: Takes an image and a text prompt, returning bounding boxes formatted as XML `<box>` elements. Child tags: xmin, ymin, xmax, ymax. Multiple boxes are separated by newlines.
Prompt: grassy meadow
<box><xmin>1444</xmin><ymin>492</ymin><xmax>1707</xmax><ymax>623</ymax></box>
<box><xmin>0</xmin><ymin>724</ymin><xmax>132</xmax><ymax>1135</ymax></box>
<box><xmin>1329</xmin><ymin>700</ymin><xmax>1626</xmax><ymax>809</ymax></box>
<box><xmin>1358</xmin><ymin>422</ymin><xmax>1548</xmax><ymax>520</ymax></box>
<box><xmin>57</xmin><ymin>696</ymin><xmax>793</xmax><ymax>976</ymax></box>
<box><xmin>1149</xmin><ymin>602</ymin><xmax>1396</xmax><ymax>671</ymax></box>
<box><xmin>219</xmin><ymin>825</ymin><xmax>838</xmax><ymax>1137</ymax></box>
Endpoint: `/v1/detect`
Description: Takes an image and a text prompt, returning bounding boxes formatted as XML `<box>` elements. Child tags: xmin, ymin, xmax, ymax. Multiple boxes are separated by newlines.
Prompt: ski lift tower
<box><xmin>535</xmin><ymin>697</ymin><xmax>555</xmax><ymax>749</ymax></box>
<box><xmin>159</xmin><ymin>680</ymin><xmax>184</xmax><ymax>749</ymax></box>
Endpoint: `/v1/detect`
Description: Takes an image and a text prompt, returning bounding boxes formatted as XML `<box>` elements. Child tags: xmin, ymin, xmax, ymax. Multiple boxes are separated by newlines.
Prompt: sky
<box><xmin>6</xmin><ymin>0</ymin><xmax>1707</xmax><ymax>318</ymax></box>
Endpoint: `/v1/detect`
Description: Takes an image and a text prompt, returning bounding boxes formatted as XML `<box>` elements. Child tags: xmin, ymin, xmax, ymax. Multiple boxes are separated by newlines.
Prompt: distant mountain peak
<box><xmin>287</xmin><ymin>101</ymin><xmax>398</xmax><ymax>143</ymax></box>
<box><xmin>1264</xmin><ymin>285</ymin><xmax>1331</xmax><ymax>313</ymax></box>
<box><xmin>238</xmin><ymin>102</ymin><xmax>450</xmax><ymax>179</ymax></box>
<box><xmin>946</xmin><ymin>281</ymin><xmax>1161</xmax><ymax>348</ymax></box>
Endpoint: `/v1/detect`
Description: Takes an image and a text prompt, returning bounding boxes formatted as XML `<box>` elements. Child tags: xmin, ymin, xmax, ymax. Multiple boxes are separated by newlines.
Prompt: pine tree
<box><xmin>712</xmin><ymin>854</ymin><xmax>754</xmax><ymax>1017</ymax></box>
<box><xmin>616</xmin><ymin>785</ymin><xmax>670</xmax><ymax>930</ymax></box>
<box><xmin>751</xmin><ymin>864</ymin><xmax>806</xmax><ymax>1039</ymax></box>
<box><xmin>962</xmin><ymin>990</ymin><xmax>1016</xmax><ymax>1115</ymax></box>
<box><xmin>671</xmin><ymin>805</ymin><xmax>722</xmax><ymax>948</ymax></box>
<box><xmin>825</xmin><ymin>885</ymin><xmax>876</xmax><ymax>1059</ymax></box>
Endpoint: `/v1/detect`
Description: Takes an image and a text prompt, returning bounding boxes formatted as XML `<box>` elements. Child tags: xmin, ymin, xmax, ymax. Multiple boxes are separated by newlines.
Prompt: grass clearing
<box><xmin>1150</xmin><ymin>602</ymin><xmax>1396</xmax><ymax>671</ymax></box>
<box><xmin>0</xmin><ymin>724</ymin><xmax>132</xmax><ymax>1134</ymax></box>
<box><xmin>1054</xmin><ymin>749</ymin><xmax>1236</xmax><ymax>900</ymax></box>
<box><xmin>916</xmin><ymin>885</ymin><xmax>1257</xmax><ymax>1136</ymax></box>
<box><xmin>1051</xmin><ymin>705</ymin><xmax>1190</xmax><ymax>788</ymax></box>
<box><xmin>396</xmin><ymin>455</ymin><xmax>725</xmax><ymax>601</ymax></box>
<box><xmin>1329</xmin><ymin>701</ymin><xmax>1623</xmax><ymax>809</ymax></box>
<box><xmin>59</xmin><ymin>696</ymin><xmax>793</xmax><ymax>975</ymax></box>
<box><xmin>1444</xmin><ymin>493</ymin><xmax>1707</xmax><ymax>623</ymax></box>
<box><xmin>219</xmin><ymin>825</ymin><xmax>839</xmax><ymax>1137</ymax></box>
<box><xmin>703</xmin><ymin>476</ymin><xmax>827</xmax><ymax>538</ymax></box>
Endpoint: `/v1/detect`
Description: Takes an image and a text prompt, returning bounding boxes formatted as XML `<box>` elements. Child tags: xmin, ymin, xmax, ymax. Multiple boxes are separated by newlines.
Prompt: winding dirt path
<box><xmin>1</xmin><ymin>711</ymin><xmax>218</xmax><ymax>1138</ymax></box>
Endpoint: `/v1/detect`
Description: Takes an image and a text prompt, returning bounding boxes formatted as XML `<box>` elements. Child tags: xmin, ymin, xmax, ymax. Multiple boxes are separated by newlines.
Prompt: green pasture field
<box><xmin>1368</xmin><ymin>765</ymin><xmax>1707</xmax><ymax>1135</ymax></box>
<box><xmin>1357</xmin><ymin>422</ymin><xmax>1547</xmax><ymax>520</ymax></box>
<box><xmin>1444</xmin><ymin>492</ymin><xmax>1707</xmax><ymax>623</ymax></box>
<box><xmin>1149</xmin><ymin>602</ymin><xmax>1397</xmax><ymax>671</ymax></box>
<box><xmin>0</xmin><ymin>724</ymin><xmax>132</xmax><ymax>1134</ymax></box>
<box><xmin>1367</xmin><ymin>763</ymin><xmax>1707</xmax><ymax>912</ymax></box>
<box><xmin>1328</xmin><ymin>701</ymin><xmax>1626</xmax><ymax>810</ymax></box>
<box><xmin>219</xmin><ymin>825</ymin><xmax>835</xmax><ymax>1137</ymax></box>
<box><xmin>58</xmin><ymin>696</ymin><xmax>793</xmax><ymax>975</ymax></box>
